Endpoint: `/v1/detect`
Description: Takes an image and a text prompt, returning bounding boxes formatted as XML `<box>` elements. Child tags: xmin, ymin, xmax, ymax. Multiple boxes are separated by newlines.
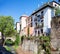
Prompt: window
<box><xmin>38</xmin><ymin>31</ymin><xmax>40</xmax><ymax>35</ymax></box>
<box><xmin>41</xmin><ymin>20</ymin><xmax>43</xmax><ymax>22</ymax></box>
<box><xmin>38</xmin><ymin>18</ymin><xmax>40</xmax><ymax>22</ymax></box>
<box><xmin>35</xmin><ymin>30</ymin><xmax>37</xmax><ymax>35</ymax></box>
<box><xmin>59</xmin><ymin>21</ymin><xmax>60</xmax><ymax>24</ymax></box>
<box><xmin>37</xmin><ymin>15</ymin><xmax>40</xmax><ymax>17</ymax></box>
<box><xmin>31</xmin><ymin>17</ymin><xmax>32</xmax><ymax>21</ymax></box>
<box><xmin>35</xmin><ymin>14</ymin><xmax>37</xmax><ymax>16</ymax></box>
<box><xmin>55</xmin><ymin>4</ymin><xmax>57</xmax><ymax>7</ymax></box>
<box><xmin>41</xmin><ymin>11</ymin><xmax>43</xmax><ymax>14</ymax></box>
<box><xmin>31</xmin><ymin>23</ymin><xmax>32</xmax><ymax>27</ymax></box>
<box><xmin>20</xmin><ymin>25</ymin><xmax>21</xmax><ymax>31</ymax></box>
<box><xmin>41</xmin><ymin>29</ymin><xmax>43</xmax><ymax>33</ymax></box>
<box><xmin>34</xmin><ymin>18</ymin><xmax>37</xmax><ymax>21</ymax></box>
<box><xmin>41</xmin><ymin>11</ymin><xmax>44</xmax><ymax>18</ymax></box>
<box><xmin>35</xmin><ymin>23</ymin><xmax>37</xmax><ymax>26</ymax></box>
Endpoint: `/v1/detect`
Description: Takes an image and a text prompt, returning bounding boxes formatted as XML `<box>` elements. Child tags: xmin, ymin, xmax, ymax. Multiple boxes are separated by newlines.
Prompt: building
<box><xmin>19</xmin><ymin>15</ymin><xmax>34</xmax><ymax>36</ymax></box>
<box><xmin>16</xmin><ymin>22</ymin><xmax>20</xmax><ymax>33</ymax></box>
<box><xmin>30</xmin><ymin>1</ymin><xmax>60</xmax><ymax>36</ymax></box>
<box><xmin>20</xmin><ymin>15</ymin><xmax>30</xmax><ymax>36</ymax></box>
<box><xmin>17</xmin><ymin>1</ymin><xmax>60</xmax><ymax>36</ymax></box>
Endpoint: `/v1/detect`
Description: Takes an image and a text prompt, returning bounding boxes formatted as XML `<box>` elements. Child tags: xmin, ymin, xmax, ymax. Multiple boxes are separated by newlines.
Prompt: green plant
<box><xmin>5</xmin><ymin>46</ymin><xmax>11</xmax><ymax>51</ymax></box>
<box><xmin>15</xmin><ymin>34</ymin><xmax>20</xmax><ymax>46</ymax></box>
<box><xmin>55</xmin><ymin>7</ymin><xmax>60</xmax><ymax>16</ymax></box>
<box><xmin>39</xmin><ymin>36</ymin><xmax>50</xmax><ymax>54</ymax></box>
<box><xmin>46</xmin><ymin>47</ymin><xmax>50</xmax><ymax>54</ymax></box>
<box><xmin>5</xmin><ymin>39</ymin><xmax>14</xmax><ymax>45</ymax></box>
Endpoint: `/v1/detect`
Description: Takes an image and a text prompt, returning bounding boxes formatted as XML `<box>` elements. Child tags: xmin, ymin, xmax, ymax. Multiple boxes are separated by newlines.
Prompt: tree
<box><xmin>0</xmin><ymin>16</ymin><xmax>15</xmax><ymax>45</ymax></box>
<box><xmin>55</xmin><ymin>7</ymin><xmax>60</xmax><ymax>16</ymax></box>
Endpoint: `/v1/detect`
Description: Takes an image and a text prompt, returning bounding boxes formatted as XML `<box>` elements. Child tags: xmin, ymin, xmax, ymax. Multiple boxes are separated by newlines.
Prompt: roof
<box><xmin>31</xmin><ymin>1</ymin><xmax>60</xmax><ymax>15</ymax></box>
<box><xmin>51</xmin><ymin>1</ymin><xmax>60</xmax><ymax>5</ymax></box>
<box><xmin>20</xmin><ymin>14</ymin><xmax>29</xmax><ymax>19</ymax></box>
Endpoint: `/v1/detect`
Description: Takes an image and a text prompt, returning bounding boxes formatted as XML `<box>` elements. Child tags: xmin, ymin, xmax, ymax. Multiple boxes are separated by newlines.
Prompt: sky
<box><xmin>0</xmin><ymin>0</ymin><xmax>58</xmax><ymax>23</ymax></box>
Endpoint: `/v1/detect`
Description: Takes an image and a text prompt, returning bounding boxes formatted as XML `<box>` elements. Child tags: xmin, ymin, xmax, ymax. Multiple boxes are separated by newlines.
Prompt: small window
<box><xmin>35</xmin><ymin>23</ymin><xmax>37</xmax><ymax>26</ymax></box>
<box><xmin>31</xmin><ymin>23</ymin><xmax>32</xmax><ymax>27</ymax></box>
<box><xmin>35</xmin><ymin>14</ymin><xmax>37</xmax><ymax>16</ymax></box>
<box><xmin>38</xmin><ymin>31</ymin><xmax>40</xmax><ymax>34</ymax></box>
<box><xmin>31</xmin><ymin>17</ymin><xmax>32</xmax><ymax>21</ymax></box>
<box><xmin>37</xmin><ymin>15</ymin><xmax>40</xmax><ymax>17</ymax></box>
<box><xmin>55</xmin><ymin>4</ymin><xmax>57</xmax><ymax>7</ymax></box>
<box><xmin>59</xmin><ymin>21</ymin><xmax>60</xmax><ymax>24</ymax></box>
<box><xmin>41</xmin><ymin>20</ymin><xmax>43</xmax><ymax>22</ymax></box>
<box><xmin>35</xmin><ymin>30</ymin><xmax>37</xmax><ymax>34</ymax></box>
<box><xmin>41</xmin><ymin>11</ymin><xmax>43</xmax><ymax>14</ymax></box>
<box><xmin>41</xmin><ymin>29</ymin><xmax>43</xmax><ymax>33</ymax></box>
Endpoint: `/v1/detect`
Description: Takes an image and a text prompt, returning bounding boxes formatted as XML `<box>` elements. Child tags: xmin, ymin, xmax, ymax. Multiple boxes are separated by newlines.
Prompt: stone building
<box><xmin>51</xmin><ymin>15</ymin><xmax>60</xmax><ymax>54</ymax></box>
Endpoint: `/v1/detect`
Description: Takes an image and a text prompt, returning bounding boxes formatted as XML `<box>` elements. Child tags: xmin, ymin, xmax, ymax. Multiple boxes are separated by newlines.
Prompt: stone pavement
<box><xmin>16</xmin><ymin>46</ymin><xmax>33</xmax><ymax>54</ymax></box>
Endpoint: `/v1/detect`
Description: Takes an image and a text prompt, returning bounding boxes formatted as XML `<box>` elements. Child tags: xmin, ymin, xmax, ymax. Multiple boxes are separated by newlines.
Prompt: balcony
<box><xmin>34</xmin><ymin>18</ymin><xmax>37</xmax><ymax>22</ymax></box>
<box><xmin>40</xmin><ymin>15</ymin><xmax>44</xmax><ymax>19</ymax></box>
<box><xmin>35</xmin><ymin>23</ymin><xmax>43</xmax><ymax>29</ymax></box>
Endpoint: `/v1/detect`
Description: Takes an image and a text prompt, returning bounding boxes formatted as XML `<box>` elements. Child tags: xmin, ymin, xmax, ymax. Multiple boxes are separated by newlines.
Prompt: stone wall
<box><xmin>22</xmin><ymin>39</ymin><xmax>38</xmax><ymax>54</ymax></box>
<box><xmin>51</xmin><ymin>15</ymin><xmax>60</xmax><ymax>54</ymax></box>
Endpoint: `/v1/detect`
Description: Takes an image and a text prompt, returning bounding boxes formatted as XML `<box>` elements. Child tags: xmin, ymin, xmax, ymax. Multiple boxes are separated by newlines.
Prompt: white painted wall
<box><xmin>16</xmin><ymin>22</ymin><xmax>20</xmax><ymax>33</ymax></box>
<box><xmin>43</xmin><ymin>7</ymin><xmax>55</xmax><ymax>33</ymax></box>
<box><xmin>53</xmin><ymin>2</ymin><xmax>59</xmax><ymax>7</ymax></box>
<box><xmin>21</xmin><ymin>17</ymin><xmax>27</xmax><ymax>30</ymax></box>
<box><xmin>31</xmin><ymin>6</ymin><xmax>55</xmax><ymax>35</ymax></box>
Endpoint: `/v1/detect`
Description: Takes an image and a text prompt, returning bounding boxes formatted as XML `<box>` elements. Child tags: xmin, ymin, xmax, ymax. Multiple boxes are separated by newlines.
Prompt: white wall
<box><xmin>43</xmin><ymin>7</ymin><xmax>55</xmax><ymax>33</ymax></box>
<box><xmin>21</xmin><ymin>17</ymin><xmax>27</xmax><ymax>30</ymax></box>
<box><xmin>53</xmin><ymin>2</ymin><xmax>59</xmax><ymax>7</ymax></box>
<box><xmin>16</xmin><ymin>22</ymin><xmax>20</xmax><ymax>33</ymax></box>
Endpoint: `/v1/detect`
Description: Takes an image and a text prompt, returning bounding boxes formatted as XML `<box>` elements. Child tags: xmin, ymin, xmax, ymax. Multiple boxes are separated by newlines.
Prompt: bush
<box><xmin>5</xmin><ymin>39</ymin><xmax>14</xmax><ymax>45</ymax></box>
<box><xmin>14</xmin><ymin>34</ymin><xmax>20</xmax><ymax>46</ymax></box>
<box><xmin>39</xmin><ymin>36</ymin><xmax>50</xmax><ymax>41</ymax></box>
<box><xmin>5</xmin><ymin>46</ymin><xmax>11</xmax><ymax>51</ymax></box>
<box><xmin>39</xmin><ymin>36</ymin><xmax>50</xmax><ymax>54</ymax></box>
<box><xmin>55</xmin><ymin>7</ymin><xmax>60</xmax><ymax>16</ymax></box>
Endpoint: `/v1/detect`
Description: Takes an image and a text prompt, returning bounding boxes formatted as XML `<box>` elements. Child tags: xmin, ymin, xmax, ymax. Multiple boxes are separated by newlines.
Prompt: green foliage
<box><xmin>39</xmin><ymin>36</ymin><xmax>50</xmax><ymax>54</ymax></box>
<box><xmin>5</xmin><ymin>39</ymin><xmax>14</xmax><ymax>45</ymax></box>
<box><xmin>13</xmin><ymin>45</ymin><xmax>18</xmax><ymax>50</ymax></box>
<box><xmin>0</xmin><ymin>16</ymin><xmax>15</xmax><ymax>37</ymax></box>
<box><xmin>55</xmin><ymin>7</ymin><xmax>60</xmax><ymax>16</ymax></box>
<box><xmin>15</xmin><ymin>34</ymin><xmax>20</xmax><ymax>46</ymax></box>
<box><xmin>39</xmin><ymin>36</ymin><xmax>50</xmax><ymax>41</ymax></box>
<box><xmin>27</xmin><ymin>27</ymin><xmax>29</xmax><ymax>37</ymax></box>
<box><xmin>46</xmin><ymin>47</ymin><xmax>50</xmax><ymax>54</ymax></box>
<box><xmin>5</xmin><ymin>46</ymin><xmax>11</xmax><ymax>51</ymax></box>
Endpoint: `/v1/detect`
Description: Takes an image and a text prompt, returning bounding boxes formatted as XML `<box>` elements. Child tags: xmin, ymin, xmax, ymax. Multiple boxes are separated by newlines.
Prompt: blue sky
<box><xmin>0</xmin><ymin>0</ymin><xmax>58</xmax><ymax>23</ymax></box>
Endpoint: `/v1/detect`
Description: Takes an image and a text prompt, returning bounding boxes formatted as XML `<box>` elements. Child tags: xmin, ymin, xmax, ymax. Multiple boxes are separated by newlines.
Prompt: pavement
<box><xmin>16</xmin><ymin>46</ymin><xmax>33</xmax><ymax>54</ymax></box>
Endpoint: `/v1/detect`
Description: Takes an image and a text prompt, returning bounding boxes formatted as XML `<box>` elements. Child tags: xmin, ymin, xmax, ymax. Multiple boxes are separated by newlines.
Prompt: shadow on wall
<box><xmin>45</xmin><ymin>28</ymin><xmax>51</xmax><ymax>36</ymax></box>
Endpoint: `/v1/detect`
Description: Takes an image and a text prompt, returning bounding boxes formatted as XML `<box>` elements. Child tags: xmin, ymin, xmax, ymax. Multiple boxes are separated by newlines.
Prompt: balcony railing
<box><xmin>35</xmin><ymin>23</ymin><xmax>43</xmax><ymax>29</ymax></box>
<box><xmin>34</xmin><ymin>18</ymin><xmax>37</xmax><ymax>21</ymax></box>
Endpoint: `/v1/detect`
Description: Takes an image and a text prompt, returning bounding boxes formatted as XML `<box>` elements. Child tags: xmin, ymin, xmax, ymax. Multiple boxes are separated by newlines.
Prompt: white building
<box><xmin>16</xmin><ymin>22</ymin><xmax>20</xmax><ymax>33</ymax></box>
<box><xmin>30</xmin><ymin>1</ymin><xmax>60</xmax><ymax>36</ymax></box>
<box><xmin>20</xmin><ymin>15</ymin><xmax>29</xmax><ymax>36</ymax></box>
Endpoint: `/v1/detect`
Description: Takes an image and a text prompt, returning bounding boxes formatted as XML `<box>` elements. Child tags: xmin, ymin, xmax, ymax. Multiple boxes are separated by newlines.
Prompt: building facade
<box><xmin>30</xmin><ymin>1</ymin><xmax>60</xmax><ymax>36</ymax></box>
<box><xmin>17</xmin><ymin>1</ymin><xmax>60</xmax><ymax>36</ymax></box>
